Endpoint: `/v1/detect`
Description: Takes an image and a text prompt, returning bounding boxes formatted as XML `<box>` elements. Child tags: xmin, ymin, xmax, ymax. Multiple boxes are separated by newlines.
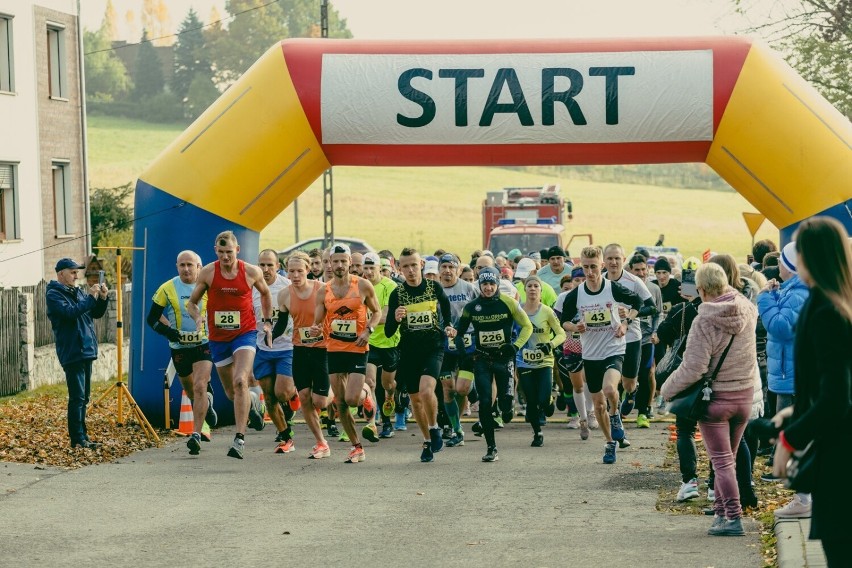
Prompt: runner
<box><xmin>362</xmin><ymin>252</ymin><xmax>401</xmax><ymax>441</ymax></box>
<box><xmin>628</xmin><ymin>253</ymin><xmax>663</xmax><ymax>428</ymax></box>
<box><xmin>147</xmin><ymin>250</ymin><xmax>216</xmax><ymax>455</ymax></box>
<box><xmin>307</xmin><ymin>248</ymin><xmax>323</xmax><ymax>280</ymax></box>
<box><xmin>269</xmin><ymin>251</ymin><xmax>332</xmax><ymax>459</ymax></box>
<box><xmin>311</xmin><ymin>244</ymin><xmax>381</xmax><ymax>464</ymax></box>
<box><xmin>602</xmin><ymin>243</ymin><xmax>657</xmax><ymax>445</ymax></box>
<box><xmin>560</xmin><ymin>246</ymin><xmax>645</xmax><ymax>464</ymax></box>
<box><xmin>537</xmin><ymin>245</ymin><xmax>572</xmax><ymax>291</ymax></box>
<box><xmin>384</xmin><ymin>248</ymin><xmax>456</xmax><ymax>463</ymax></box>
<box><xmin>252</xmin><ymin>249</ymin><xmax>298</xmax><ymax>454</ymax></box>
<box><xmin>186</xmin><ymin>231</ymin><xmax>273</xmax><ymax>459</ymax></box>
<box><xmin>455</xmin><ymin>267</ymin><xmax>533</xmax><ymax>462</ymax></box>
<box><xmin>438</xmin><ymin>253</ymin><xmax>480</xmax><ymax>447</ymax></box>
<box><xmin>517</xmin><ymin>276</ymin><xmax>566</xmax><ymax>447</ymax></box>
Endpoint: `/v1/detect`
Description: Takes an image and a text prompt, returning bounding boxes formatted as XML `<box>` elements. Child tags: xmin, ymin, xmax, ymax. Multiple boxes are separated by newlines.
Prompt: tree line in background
<box><xmin>84</xmin><ymin>0</ymin><xmax>352</xmax><ymax>123</ymax></box>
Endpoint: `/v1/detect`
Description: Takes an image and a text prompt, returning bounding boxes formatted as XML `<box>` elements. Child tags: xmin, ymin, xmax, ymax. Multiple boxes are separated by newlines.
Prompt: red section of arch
<box><xmin>281</xmin><ymin>37</ymin><xmax>751</xmax><ymax>166</ymax></box>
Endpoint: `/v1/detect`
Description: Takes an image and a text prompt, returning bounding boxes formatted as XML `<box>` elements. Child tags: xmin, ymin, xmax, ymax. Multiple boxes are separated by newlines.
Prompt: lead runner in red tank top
<box><xmin>310</xmin><ymin>244</ymin><xmax>381</xmax><ymax>464</ymax></box>
<box><xmin>187</xmin><ymin>230</ymin><xmax>273</xmax><ymax>460</ymax></box>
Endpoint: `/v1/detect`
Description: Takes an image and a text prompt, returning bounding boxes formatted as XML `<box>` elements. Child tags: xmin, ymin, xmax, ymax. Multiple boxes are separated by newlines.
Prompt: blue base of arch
<box><xmin>130</xmin><ymin>180</ymin><xmax>260</xmax><ymax>428</ymax></box>
<box><xmin>780</xmin><ymin>201</ymin><xmax>852</xmax><ymax>245</ymax></box>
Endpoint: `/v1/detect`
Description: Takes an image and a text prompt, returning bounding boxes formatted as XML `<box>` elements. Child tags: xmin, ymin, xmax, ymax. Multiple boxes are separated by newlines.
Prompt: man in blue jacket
<box><xmin>757</xmin><ymin>241</ymin><xmax>810</xmax><ymax>516</ymax></box>
<box><xmin>46</xmin><ymin>258</ymin><xmax>109</xmax><ymax>449</ymax></box>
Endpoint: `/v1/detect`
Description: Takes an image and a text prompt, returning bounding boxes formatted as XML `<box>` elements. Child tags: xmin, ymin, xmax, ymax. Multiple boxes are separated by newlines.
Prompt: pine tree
<box><xmin>173</xmin><ymin>8</ymin><xmax>209</xmax><ymax>101</ymax></box>
<box><xmin>132</xmin><ymin>29</ymin><xmax>164</xmax><ymax>100</ymax></box>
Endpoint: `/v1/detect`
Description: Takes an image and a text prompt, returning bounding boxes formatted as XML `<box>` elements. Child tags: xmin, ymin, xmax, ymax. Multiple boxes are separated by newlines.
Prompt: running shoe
<box><xmin>579</xmin><ymin>419</ymin><xmax>590</xmax><ymax>441</ymax></box>
<box><xmin>482</xmin><ymin>446</ymin><xmax>499</xmax><ymax>462</ymax></box>
<box><xmin>636</xmin><ymin>413</ymin><xmax>651</xmax><ymax>428</ymax></box>
<box><xmin>472</xmin><ymin>421</ymin><xmax>483</xmax><ymax>436</ymax></box>
<box><xmin>494</xmin><ymin>416</ymin><xmax>505</xmax><ymax>429</ymax></box>
<box><xmin>327</xmin><ymin>424</ymin><xmax>340</xmax><ymax>438</ymax></box>
<box><xmin>442</xmin><ymin>425</ymin><xmax>453</xmax><ymax>440</ymax></box>
<box><xmin>531</xmin><ymin>433</ymin><xmax>544</xmax><ymax>447</ymax></box>
<box><xmin>288</xmin><ymin>395</ymin><xmax>301</xmax><ymax>412</ymax></box>
<box><xmin>420</xmin><ymin>441</ymin><xmax>434</xmax><ymax>463</ymax></box>
<box><xmin>556</xmin><ymin>392</ymin><xmax>567</xmax><ymax>411</ymax></box>
<box><xmin>707</xmin><ymin>518</ymin><xmax>745</xmax><ymax>537</ymax></box>
<box><xmin>379</xmin><ymin>423</ymin><xmax>394</xmax><ymax>438</ymax></box>
<box><xmin>394</xmin><ymin>412</ymin><xmax>407</xmax><ymax>431</ymax></box>
<box><xmin>517</xmin><ymin>404</ymin><xmax>526</xmax><ymax>417</ymax></box>
<box><xmin>338</xmin><ymin>431</ymin><xmax>350</xmax><ymax>443</ymax></box>
<box><xmin>362</xmin><ymin>394</ymin><xmax>376</xmax><ymax>422</ymax></box>
<box><xmin>430</xmin><ymin>427</ymin><xmax>444</xmax><ymax>453</ymax></box>
<box><xmin>774</xmin><ymin>495</ymin><xmax>812</xmax><ymax>518</ymax></box>
<box><xmin>501</xmin><ymin>402</ymin><xmax>515</xmax><ymax>424</ymax></box>
<box><xmin>620</xmin><ymin>388</ymin><xmax>637</xmax><ymax>417</ymax></box>
<box><xmin>275</xmin><ymin>439</ymin><xmax>295</xmax><ymax>454</ymax></box>
<box><xmin>186</xmin><ymin>432</ymin><xmax>202</xmax><ymax>455</ymax></box>
<box><xmin>282</xmin><ymin>403</ymin><xmax>295</xmax><ymax>422</ymax></box>
<box><xmin>708</xmin><ymin>488</ymin><xmax>716</xmax><ymax>501</ymax></box>
<box><xmin>609</xmin><ymin>414</ymin><xmax>625</xmax><ymax>441</ymax></box>
<box><xmin>566</xmin><ymin>415</ymin><xmax>580</xmax><ymax>429</ymax></box>
<box><xmin>227</xmin><ymin>437</ymin><xmax>245</xmax><ymax>459</ymax></box>
<box><xmin>362</xmin><ymin>423</ymin><xmax>380</xmax><ymax>443</ymax></box>
<box><xmin>248</xmin><ymin>397</ymin><xmax>266</xmax><ymax>432</ymax></box>
<box><xmin>602</xmin><ymin>441</ymin><xmax>617</xmax><ymax>464</ymax></box>
<box><xmin>619</xmin><ymin>437</ymin><xmax>631</xmax><ymax>449</ymax></box>
<box><xmin>200</xmin><ymin>432</ymin><xmax>212</xmax><ymax>442</ymax></box>
<box><xmin>344</xmin><ymin>445</ymin><xmax>365</xmax><ymax>463</ymax></box>
<box><xmin>588</xmin><ymin>412</ymin><xmax>599</xmax><ymax>430</ymax></box>
<box><xmin>382</xmin><ymin>398</ymin><xmax>395</xmax><ymax>417</ymax></box>
<box><xmin>446</xmin><ymin>431</ymin><xmax>465</xmax><ymax>447</ymax></box>
<box><xmin>545</xmin><ymin>396</ymin><xmax>555</xmax><ymax>417</ymax></box>
<box><xmin>205</xmin><ymin>392</ymin><xmax>218</xmax><ymax>428</ymax></box>
<box><xmin>677</xmin><ymin>478</ymin><xmax>700</xmax><ymax>502</ymax></box>
<box><xmin>308</xmin><ymin>442</ymin><xmax>330</xmax><ymax>459</ymax></box>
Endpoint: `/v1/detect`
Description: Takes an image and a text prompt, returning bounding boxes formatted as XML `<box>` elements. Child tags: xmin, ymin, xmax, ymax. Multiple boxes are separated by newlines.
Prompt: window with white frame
<box><xmin>47</xmin><ymin>23</ymin><xmax>66</xmax><ymax>98</ymax></box>
<box><xmin>52</xmin><ymin>161</ymin><xmax>74</xmax><ymax>236</ymax></box>
<box><xmin>0</xmin><ymin>163</ymin><xmax>19</xmax><ymax>240</ymax></box>
<box><xmin>0</xmin><ymin>15</ymin><xmax>13</xmax><ymax>93</ymax></box>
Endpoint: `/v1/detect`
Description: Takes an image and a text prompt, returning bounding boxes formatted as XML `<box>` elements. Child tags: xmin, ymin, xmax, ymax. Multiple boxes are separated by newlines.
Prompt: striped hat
<box><xmin>780</xmin><ymin>242</ymin><xmax>797</xmax><ymax>273</ymax></box>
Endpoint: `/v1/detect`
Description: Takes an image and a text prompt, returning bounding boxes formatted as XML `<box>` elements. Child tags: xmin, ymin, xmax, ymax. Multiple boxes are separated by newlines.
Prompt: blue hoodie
<box><xmin>45</xmin><ymin>280</ymin><xmax>109</xmax><ymax>367</ymax></box>
<box><xmin>757</xmin><ymin>274</ymin><xmax>810</xmax><ymax>394</ymax></box>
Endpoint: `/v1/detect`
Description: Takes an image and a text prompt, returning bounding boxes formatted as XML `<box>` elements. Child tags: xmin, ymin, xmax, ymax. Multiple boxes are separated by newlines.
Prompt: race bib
<box><xmin>214</xmin><ymin>310</ymin><xmax>240</xmax><ymax>329</ymax></box>
<box><xmin>584</xmin><ymin>309</ymin><xmax>611</xmax><ymax>327</ymax></box>
<box><xmin>522</xmin><ymin>348</ymin><xmax>545</xmax><ymax>363</ymax></box>
<box><xmin>478</xmin><ymin>329</ymin><xmax>505</xmax><ymax>347</ymax></box>
<box><xmin>178</xmin><ymin>330</ymin><xmax>202</xmax><ymax>345</ymax></box>
<box><xmin>448</xmin><ymin>333</ymin><xmax>473</xmax><ymax>351</ymax></box>
<box><xmin>406</xmin><ymin>310</ymin><xmax>433</xmax><ymax>330</ymax></box>
<box><xmin>298</xmin><ymin>327</ymin><xmax>322</xmax><ymax>344</ymax></box>
<box><xmin>330</xmin><ymin>318</ymin><xmax>357</xmax><ymax>341</ymax></box>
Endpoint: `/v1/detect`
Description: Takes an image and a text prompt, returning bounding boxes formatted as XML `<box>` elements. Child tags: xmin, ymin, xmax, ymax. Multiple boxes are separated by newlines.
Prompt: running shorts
<box><xmin>170</xmin><ymin>344</ymin><xmax>212</xmax><ymax>377</ymax></box>
<box><xmin>583</xmin><ymin>355</ymin><xmax>624</xmax><ymax>394</ymax></box>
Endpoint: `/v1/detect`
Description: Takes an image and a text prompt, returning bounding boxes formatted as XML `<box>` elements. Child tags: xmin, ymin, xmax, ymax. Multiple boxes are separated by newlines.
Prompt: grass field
<box><xmin>87</xmin><ymin>116</ymin><xmax>779</xmax><ymax>261</ymax></box>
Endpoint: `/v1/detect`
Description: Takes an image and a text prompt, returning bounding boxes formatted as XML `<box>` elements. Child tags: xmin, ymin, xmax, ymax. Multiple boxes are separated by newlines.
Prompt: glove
<box><xmin>499</xmin><ymin>343</ymin><xmax>519</xmax><ymax>360</ymax></box>
<box><xmin>153</xmin><ymin>322</ymin><xmax>182</xmax><ymax>342</ymax></box>
<box><xmin>537</xmin><ymin>342</ymin><xmax>553</xmax><ymax>356</ymax></box>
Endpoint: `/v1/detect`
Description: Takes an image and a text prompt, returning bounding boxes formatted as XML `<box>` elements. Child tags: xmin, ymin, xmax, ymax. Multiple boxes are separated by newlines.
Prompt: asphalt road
<box><xmin>0</xmin><ymin>418</ymin><xmax>762</xmax><ymax>567</ymax></box>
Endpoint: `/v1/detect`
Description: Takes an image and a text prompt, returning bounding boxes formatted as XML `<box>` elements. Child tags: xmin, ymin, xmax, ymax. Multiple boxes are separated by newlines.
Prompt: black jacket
<box><xmin>784</xmin><ymin>290</ymin><xmax>852</xmax><ymax>540</ymax></box>
<box><xmin>45</xmin><ymin>281</ymin><xmax>108</xmax><ymax>367</ymax></box>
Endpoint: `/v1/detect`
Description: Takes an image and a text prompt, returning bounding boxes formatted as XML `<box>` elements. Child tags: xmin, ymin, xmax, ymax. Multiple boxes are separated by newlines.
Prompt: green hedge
<box><xmin>87</xmin><ymin>93</ymin><xmax>187</xmax><ymax>124</ymax></box>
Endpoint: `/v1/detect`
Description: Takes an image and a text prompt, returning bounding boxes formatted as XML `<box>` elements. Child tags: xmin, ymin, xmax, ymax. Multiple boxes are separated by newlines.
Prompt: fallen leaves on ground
<box><xmin>0</xmin><ymin>383</ymin><xmax>173</xmax><ymax>470</ymax></box>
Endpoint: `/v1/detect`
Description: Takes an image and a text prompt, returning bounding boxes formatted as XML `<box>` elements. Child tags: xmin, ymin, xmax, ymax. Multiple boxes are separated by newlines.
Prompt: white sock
<box><xmin>249</xmin><ymin>385</ymin><xmax>262</xmax><ymax>398</ymax></box>
<box><xmin>583</xmin><ymin>383</ymin><xmax>594</xmax><ymax>413</ymax></box>
<box><xmin>574</xmin><ymin>390</ymin><xmax>587</xmax><ymax>421</ymax></box>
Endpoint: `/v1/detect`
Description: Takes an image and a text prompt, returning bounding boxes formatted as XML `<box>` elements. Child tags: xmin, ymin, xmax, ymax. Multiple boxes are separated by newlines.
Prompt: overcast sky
<box><xmin>80</xmin><ymin>0</ymin><xmax>793</xmax><ymax>42</ymax></box>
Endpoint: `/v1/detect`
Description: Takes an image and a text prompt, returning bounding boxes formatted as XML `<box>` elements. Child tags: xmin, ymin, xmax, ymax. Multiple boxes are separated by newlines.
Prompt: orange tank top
<box><xmin>290</xmin><ymin>280</ymin><xmax>326</xmax><ymax>348</ymax></box>
<box><xmin>324</xmin><ymin>275</ymin><xmax>367</xmax><ymax>353</ymax></box>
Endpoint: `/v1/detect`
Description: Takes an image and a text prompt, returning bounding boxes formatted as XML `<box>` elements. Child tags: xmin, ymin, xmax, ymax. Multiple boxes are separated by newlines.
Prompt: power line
<box><xmin>0</xmin><ymin>201</ymin><xmax>187</xmax><ymax>264</ymax></box>
<box><xmin>83</xmin><ymin>0</ymin><xmax>282</xmax><ymax>56</ymax></box>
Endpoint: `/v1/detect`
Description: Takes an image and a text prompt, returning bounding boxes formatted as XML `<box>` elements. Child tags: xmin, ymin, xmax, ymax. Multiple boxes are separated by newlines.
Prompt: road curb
<box><xmin>775</xmin><ymin>518</ymin><xmax>826</xmax><ymax>567</ymax></box>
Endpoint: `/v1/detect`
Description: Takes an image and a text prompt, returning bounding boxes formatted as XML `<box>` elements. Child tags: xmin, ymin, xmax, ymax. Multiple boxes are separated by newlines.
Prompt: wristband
<box><xmin>779</xmin><ymin>430</ymin><xmax>795</xmax><ymax>452</ymax></box>
<box><xmin>262</xmin><ymin>318</ymin><xmax>273</xmax><ymax>324</ymax></box>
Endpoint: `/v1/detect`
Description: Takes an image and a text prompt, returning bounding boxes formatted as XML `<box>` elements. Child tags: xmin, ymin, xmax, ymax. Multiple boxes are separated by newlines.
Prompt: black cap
<box><xmin>546</xmin><ymin>245</ymin><xmax>566</xmax><ymax>258</ymax></box>
<box><xmin>654</xmin><ymin>257</ymin><xmax>672</xmax><ymax>273</ymax></box>
<box><xmin>55</xmin><ymin>258</ymin><xmax>85</xmax><ymax>272</ymax></box>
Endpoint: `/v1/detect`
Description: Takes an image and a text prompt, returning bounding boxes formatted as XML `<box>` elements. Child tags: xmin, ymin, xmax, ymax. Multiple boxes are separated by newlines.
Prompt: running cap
<box><xmin>424</xmin><ymin>260</ymin><xmax>439</xmax><ymax>275</ymax></box>
<box><xmin>363</xmin><ymin>252</ymin><xmax>381</xmax><ymax>266</ymax></box>
<box><xmin>439</xmin><ymin>253</ymin><xmax>458</xmax><ymax>266</ymax></box>
<box><xmin>380</xmin><ymin>258</ymin><xmax>391</xmax><ymax>268</ymax></box>
<box><xmin>55</xmin><ymin>258</ymin><xmax>85</xmax><ymax>272</ymax></box>
<box><xmin>478</xmin><ymin>266</ymin><xmax>499</xmax><ymax>284</ymax></box>
<box><xmin>547</xmin><ymin>245</ymin><xmax>566</xmax><ymax>258</ymax></box>
<box><xmin>780</xmin><ymin>242</ymin><xmax>797</xmax><ymax>273</ymax></box>
<box><xmin>500</xmin><ymin>266</ymin><xmax>514</xmax><ymax>279</ymax></box>
<box><xmin>514</xmin><ymin>257</ymin><xmax>537</xmax><ymax>279</ymax></box>
<box><xmin>571</xmin><ymin>266</ymin><xmax>585</xmax><ymax>279</ymax></box>
<box><xmin>331</xmin><ymin>243</ymin><xmax>351</xmax><ymax>255</ymax></box>
<box><xmin>654</xmin><ymin>257</ymin><xmax>671</xmax><ymax>273</ymax></box>
<box><xmin>529</xmin><ymin>251</ymin><xmax>542</xmax><ymax>261</ymax></box>
<box><xmin>507</xmin><ymin>248</ymin><xmax>522</xmax><ymax>261</ymax></box>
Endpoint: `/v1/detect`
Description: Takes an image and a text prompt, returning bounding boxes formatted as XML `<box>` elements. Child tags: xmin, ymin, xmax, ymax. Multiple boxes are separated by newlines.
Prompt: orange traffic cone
<box><xmin>177</xmin><ymin>390</ymin><xmax>193</xmax><ymax>436</ymax></box>
<box><xmin>260</xmin><ymin>391</ymin><xmax>270</xmax><ymax>422</ymax></box>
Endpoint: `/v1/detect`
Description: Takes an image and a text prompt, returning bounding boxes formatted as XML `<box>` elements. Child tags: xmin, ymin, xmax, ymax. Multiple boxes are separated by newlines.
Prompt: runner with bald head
<box><xmin>147</xmin><ymin>250</ymin><xmax>216</xmax><ymax>455</ymax></box>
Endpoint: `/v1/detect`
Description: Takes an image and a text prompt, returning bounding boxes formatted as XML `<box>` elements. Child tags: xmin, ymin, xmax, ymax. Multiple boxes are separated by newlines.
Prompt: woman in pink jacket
<box><xmin>661</xmin><ymin>262</ymin><xmax>758</xmax><ymax>536</ymax></box>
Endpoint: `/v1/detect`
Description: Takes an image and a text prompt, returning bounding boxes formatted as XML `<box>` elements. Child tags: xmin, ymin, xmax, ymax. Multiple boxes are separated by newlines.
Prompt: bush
<box><xmin>86</xmin><ymin>92</ymin><xmax>186</xmax><ymax>124</ymax></box>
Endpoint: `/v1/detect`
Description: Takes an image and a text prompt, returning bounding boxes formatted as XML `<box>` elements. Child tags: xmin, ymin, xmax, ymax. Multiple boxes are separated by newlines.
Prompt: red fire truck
<box><xmin>482</xmin><ymin>185</ymin><xmax>572</xmax><ymax>254</ymax></box>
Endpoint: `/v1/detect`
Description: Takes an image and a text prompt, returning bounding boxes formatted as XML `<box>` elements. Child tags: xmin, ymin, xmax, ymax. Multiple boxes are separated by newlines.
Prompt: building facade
<box><xmin>0</xmin><ymin>0</ymin><xmax>88</xmax><ymax>287</ymax></box>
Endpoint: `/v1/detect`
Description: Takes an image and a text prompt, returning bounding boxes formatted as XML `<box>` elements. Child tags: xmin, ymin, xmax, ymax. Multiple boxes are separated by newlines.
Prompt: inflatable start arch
<box><xmin>132</xmin><ymin>37</ymin><xmax>851</xmax><ymax>426</ymax></box>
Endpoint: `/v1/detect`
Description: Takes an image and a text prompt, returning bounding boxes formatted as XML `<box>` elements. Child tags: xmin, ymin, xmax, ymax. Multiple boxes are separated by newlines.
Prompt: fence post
<box><xmin>18</xmin><ymin>292</ymin><xmax>34</xmax><ymax>392</ymax></box>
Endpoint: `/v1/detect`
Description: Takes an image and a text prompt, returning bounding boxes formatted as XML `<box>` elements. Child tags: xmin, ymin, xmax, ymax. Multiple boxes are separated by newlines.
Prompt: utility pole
<box><xmin>320</xmin><ymin>0</ymin><xmax>334</xmax><ymax>249</ymax></box>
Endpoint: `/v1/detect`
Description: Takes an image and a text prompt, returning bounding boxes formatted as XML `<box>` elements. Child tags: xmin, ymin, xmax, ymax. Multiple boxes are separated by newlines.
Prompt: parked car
<box><xmin>277</xmin><ymin>237</ymin><xmax>375</xmax><ymax>262</ymax></box>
